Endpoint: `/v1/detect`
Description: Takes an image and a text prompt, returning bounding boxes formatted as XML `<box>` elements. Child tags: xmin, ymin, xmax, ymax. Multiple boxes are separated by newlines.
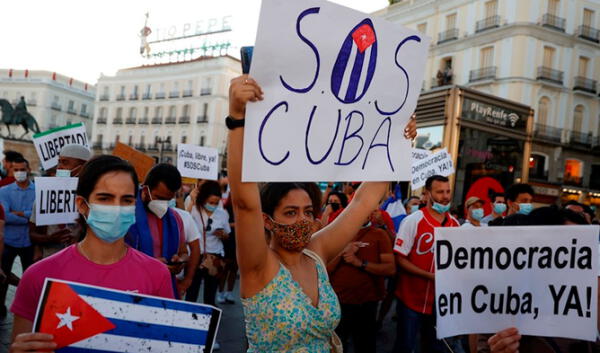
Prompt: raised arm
<box><xmin>227</xmin><ymin>76</ymin><xmax>272</xmax><ymax>277</ymax></box>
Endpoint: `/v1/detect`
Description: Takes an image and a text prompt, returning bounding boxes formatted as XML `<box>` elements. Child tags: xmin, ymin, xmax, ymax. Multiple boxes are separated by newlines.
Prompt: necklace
<box><xmin>77</xmin><ymin>242</ymin><xmax>127</xmax><ymax>263</ymax></box>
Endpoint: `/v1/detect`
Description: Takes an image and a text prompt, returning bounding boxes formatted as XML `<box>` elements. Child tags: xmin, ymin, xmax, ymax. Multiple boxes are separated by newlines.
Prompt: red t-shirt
<box><xmin>393</xmin><ymin>207</ymin><xmax>459</xmax><ymax>314</ymax></box>
<box><xmin>0</xmin><ymin>176</ymin><xmax>15</xmax><ymax>188</ymax></box>
<box><xmin>0</xmin><ymin>203</ymin><xmax>4</xmax><ymax>221</ymax></box>
<box><xmin>11</xmin><ymin>245</ymin><xmax>174</xmax><ymax>322</ymax></box>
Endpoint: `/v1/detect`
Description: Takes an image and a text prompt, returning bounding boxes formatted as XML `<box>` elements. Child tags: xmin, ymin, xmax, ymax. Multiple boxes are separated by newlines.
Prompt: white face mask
<box><xmin>14</xmin><ymin>171</ymin><xmax>28</xmax><ymax>182</ymax></box>
<box><xmin>148</xmin><ymin>200</ymin><xmax>169</xmax><ymax>219</ymax></box>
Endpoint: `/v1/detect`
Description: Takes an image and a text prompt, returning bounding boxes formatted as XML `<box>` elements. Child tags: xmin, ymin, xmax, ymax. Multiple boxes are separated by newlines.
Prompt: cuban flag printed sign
<box><xmin>33</xmin><ymin>279</ymin><xmax>222</xmax><ymax>352</ymax></box>
<box><xmin>243</xmin><ymin>0</ymin><xmax>431</xmax><ymax>182</ymax></box>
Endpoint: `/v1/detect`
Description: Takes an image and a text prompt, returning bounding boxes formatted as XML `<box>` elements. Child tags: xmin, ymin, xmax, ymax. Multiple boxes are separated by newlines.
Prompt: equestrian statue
<box><xmin>0</xmin><ymin>97</ymin><xmax>41</xmax><ymax>139</ymax></box>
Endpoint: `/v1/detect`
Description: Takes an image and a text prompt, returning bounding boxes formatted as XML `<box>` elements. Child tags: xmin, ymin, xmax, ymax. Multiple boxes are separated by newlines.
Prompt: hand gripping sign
<box><xmin>435</xmin><ymin>225</ymin><xmax>599</xmax><ymax>341</ymax></box>
<box><xmin>243</xmin><ymin>0</ymin><xmax>430</xmax><ymax>182</ymax></box>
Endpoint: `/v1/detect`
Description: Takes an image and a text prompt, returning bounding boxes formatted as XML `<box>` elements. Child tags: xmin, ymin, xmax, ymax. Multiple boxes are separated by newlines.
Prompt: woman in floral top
<box><xmin>227</xmin><ymin>75</ymin><xmax>417</xmax><ymax>352</ymax></box>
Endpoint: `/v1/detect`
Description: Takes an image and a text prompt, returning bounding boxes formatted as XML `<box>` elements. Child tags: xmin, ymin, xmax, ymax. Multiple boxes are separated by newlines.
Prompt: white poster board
<box><xmin>177</xmin><ymin>144</ymin><xmax>219</xmax><ymax>180</ymax></box>
<box><xmin>243</xmin><ymin>0</ymin><xmax>431</xmax><ymax>182</ymax></box>
<box><xmin>410</xmin><ymin>148</ymin><xmax>454</xmax><ymax>189</ymax></box>
<box><xmin>435</xmin><ymin>225</ymin><xmax>599</xmax><ymax>341</ymax></box>
<box><xmin>34</xmin><ymin>177</ymin><xmax>79</xmax><ymax>226</ymax></box>
<box><xmin>32</xmin><ymin>123</ymin><xmax>89</xmax><ymax>170</ymax></box>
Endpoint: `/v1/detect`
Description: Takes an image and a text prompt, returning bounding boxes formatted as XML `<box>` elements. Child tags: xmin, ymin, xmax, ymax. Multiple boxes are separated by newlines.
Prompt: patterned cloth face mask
<box><xmin>268</xmin><ymin>217</ymin><xmax>318</xmax><ymax>251</ymax></box>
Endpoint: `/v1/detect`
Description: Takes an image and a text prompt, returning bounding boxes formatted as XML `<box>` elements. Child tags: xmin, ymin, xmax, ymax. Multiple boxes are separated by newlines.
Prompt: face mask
<box><xmin>410</xmin><ymin>204</ymin><xmax>420</xmax><ymax>213</ymax></box>
<box><xmin>517</xmin><ymin>203</ymin><xmax>533</xmax><ymax>215</ymax></box>
<box><xmin>268</xmin><ymin>217</ymin><xmax>317</xmax><ymax>251</ymax></box>
<box><xmin>85</xmin><ymin>203</ymin><xmax>136</xmax><ymax>243</ymax></box>
<box><xmin>493</xmin><ymin>203</ymin><xmax>507</xmax><ymax>214</ymax></box>
<box><xmin>471</xmin><ymin>208</ymin><xmax>484</xmax><ymax>221</ymax></box>
<box><xmin>204</xmin><ymin>203</ymin><xmax>218</xmax><ymax>213</ymax></box>
<box><xmin>14</xmin><ymin>171</ymin><xmax>27</xmax><ymax>182</ymax></box>
<box><xmin>56</xmin><ymin>169</ymin><xmax>71</xmax><ymax>177</ymax></box>
<box><xmin>148</xmin><ymin>200</ymin><xmax>169</xmax><ymax>218</ymax></box>
<box><xmin>168</xmin><ymin>199</ymin><xmax>177</xmax><ymax>208</ymax></box>
<box><xmin>329</xmin><ymin>203</ymin><xmax>341</xmax><ymax>212</ymax></box>
<box><xmin>432</xmin><ymin>200</ymin><xmax>451</xmax><ymax>214</ymax></box>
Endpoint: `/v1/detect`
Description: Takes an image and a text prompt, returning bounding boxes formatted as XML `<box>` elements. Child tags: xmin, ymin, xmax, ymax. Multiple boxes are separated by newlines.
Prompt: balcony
<box><xmin>476</xmin><ymin>15</ymin><xmax>501</xmax><ymax>33</ymax></box>
<box><xmin>155</xmin><ymin>92</ymin><xmax>165</xmax><ymax>99</ymax></box>
<box><xmin>197</xmin><ymin>115</ymin><xmax>208</xmax><ymax>123</ymax></box>
<box><xmin>182</xmin><ymin>89</ymin><xmax>193</xmax><ymax>97</ymax></box>
<box><xmin>200</xmin><ymin>88</ymin><xmax>212</xmax><ymax>96</ymax></box>
<box><xmin>129</xmin><ymin>93</ymin><xmax>138</xmax><ymax>100</ymax></box>
<box><xmin>179</xmin><ymin>116</ymin><xmax>190</xmax><ymax>124</ymax></box>
<box><xmin>67</xmin><ymin>107</ymin><xmax>77</xmax><ymax>115</ymax></box>
<box><xmin>563</xmin><ymin>175</ymin><xmax>583</xmax><ymax>187</ymax></box>
<box><xmin>97</xmin><ymin>118</ymin><xmax>107</xmax><ymax>125</ymax></box>
<box><xmin>576</xmin><ymin>25</ymin><xmax>600</xmax><ymax>43</ymax></box>
<box><xmin>469</xmin><ymin>66</ymin><xmax>497</xmax><ymax>82</ymax></box>
<box><xmin>135</xmin><ymin>143</ymin><xmax>147</xmax><ymax>151</ymax></box>
<box><xmin>126</xmin><ymin>117</ymin><xmax>137</xmax><ymax>124</ymax></box>
<box><xmin>148</xmin><ymin>144</ymin><xmax>159</xmax><ymax>151</ymax></box>
<box><xmin>573</xmin><ymin>77</ymin><xmax>597</xmax><ymax>94</ymax></box>
<box><xmin>99</xmin><ymin>94</ymin><xmax>109</xmax><ymax>101</ymax></box>
<box><xmin>540</xmin><ymin>13</ymin><xmax>566</xmax><ymax>32</ymax></box>
<box><xmin>113</xmin><ymin>117</ymin><xmax>123</xmax><ymax>125</ymax></box>
<box><xmin>151</xmin><ymin>117</ymin><xmax>163</xmax><ymax>124</ymax></box>
<box><xmin>142</xmin><ymin>93</ymin><xmax>152</xmax><ymax>100</ymax></box>
<box><xmin>116</xmin><ymin>94</ymin><xmax>126</xmax><ymax>101</ymax></box>
<box><xmin>51</xmin><ymin>102</ymin><xmax>62</xmax><ymax>111</ymax></box>
<box><xmin>79</xmin><ymin>111</ymin><xmax>90</xmax><ymax>118</ymax></box>
<box><xmin>138</xmin><ymin>118</ymin><xmax>149</xmax><ymax>125</ymax></box>
<box><xmin>537</xmin><ymin>67</ymin><xmax>563</xmax><ymax>85</ymax></box>
<box><xmin>570</xmin><ymin>130</ymin><xmax>593</xmax><ymax>147</ymax></box>
<box><xmin>165</xmin><ymin>116</ymin><xmax>177</xmax><ymax>124</ymax></box>
<box><xmin>169</xmin><ymin>91</ymin><xmax>180</xmax><ymax>98</ymax></box>
<box><xmin>438</xmin><ymin>28</ymin><xmax>459</xmax><ymax>44</ymax></box>
<box><xmin>533</xmin><ymin>123</ymin><xmax>562</xmax><ymax>143</ymax></box>
<box><xmin>163</xmin><ymin>144</ymin><xmax>174</xmax><ymax>151</ymax></box>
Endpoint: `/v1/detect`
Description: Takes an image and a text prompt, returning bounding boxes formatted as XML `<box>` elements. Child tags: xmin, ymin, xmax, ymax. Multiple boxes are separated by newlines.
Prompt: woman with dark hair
<box><xmin>227</xmin><ymin>75</ymin><xmax>417</xmax><ymax>352</ymax></box>
<box><xmin>321</xmin><ymin>191</ymin><xmax>349</xmax><ymax>225</ymax></box>
<box><xmin>186</xmin><ymin>180</ymin><xmax>231</xmax><ymax>308</ymax></box>
<box><xmin>10</xmin><ymin>155</ymin><xmax>173</xmax><ymax>352</ymax></box>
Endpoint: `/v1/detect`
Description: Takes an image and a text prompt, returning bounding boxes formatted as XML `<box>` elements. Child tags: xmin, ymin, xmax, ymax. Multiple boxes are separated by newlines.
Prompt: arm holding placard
<box><xmin>10</xmin><ymin>316</ymin><xmax>56</xmax><ymax>353</ymax></box>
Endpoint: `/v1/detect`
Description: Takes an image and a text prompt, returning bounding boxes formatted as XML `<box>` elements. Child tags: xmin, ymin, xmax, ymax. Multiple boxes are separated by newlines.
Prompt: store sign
<box><xmin>532</xmin><ymin>185</ymin><xmax>561</xmax><ymax>197</ymax></box>
<box><xmin>149</xmin><ymin>16</ymin><xmax>232</xmax><ymax>42</ymax></box>
<box><xmin>462</xmin><ymin>98</ymin><xmax>527</xmax><ymax>131</ymax></box>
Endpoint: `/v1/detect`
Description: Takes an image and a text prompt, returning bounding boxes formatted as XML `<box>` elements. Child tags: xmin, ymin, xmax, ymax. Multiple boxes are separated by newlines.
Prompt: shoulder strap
<box><xmin>302</xmin><ymin>249</ymin><xmax>328</xmax><ymax>279</ymax></box>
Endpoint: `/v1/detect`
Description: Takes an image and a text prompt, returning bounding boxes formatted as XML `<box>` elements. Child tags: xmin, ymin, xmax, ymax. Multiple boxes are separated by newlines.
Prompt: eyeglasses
<box><xmin>206</xmin><ymin>218</ymin><xmax>213</xmax><ymax>232</ymax></box>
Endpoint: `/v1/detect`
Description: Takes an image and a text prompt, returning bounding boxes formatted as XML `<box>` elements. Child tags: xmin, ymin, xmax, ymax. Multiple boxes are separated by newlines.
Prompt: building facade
<box><xmin>378</xmin><ymin>0</ymin><xmax>600</xmax><ymax>208</ymax></box>
<box><xmin>0</xmin><ymin>69</ymin><xmax>95</xmax><ymax>137</ymax></box>
<box><xmin>91</xmin><ymin>55</ymin><xmax>241</xmax><ymax>165</ymax></box>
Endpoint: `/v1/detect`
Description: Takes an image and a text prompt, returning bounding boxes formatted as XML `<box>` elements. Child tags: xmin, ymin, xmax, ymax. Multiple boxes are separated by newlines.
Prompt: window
<box><xmin>140</xmin><ymin>133</ymin><xmax>146</xmax><ymax>145</ymax></box>
<box><xmin>53</xmin><ymin>95</ymin><xmax>59</xmax><ymax>103</ymax></box>
<box><xmin>547</xmin><ymin>0</ymin><xmax>559</xmax><ymax>15</ymax></box>
<box><xmin>485</xmin><ymin>0</ymin><xmax>498</xmax><ymax>18</ymax></box>
<box><xmin>103</xmin><ymin>86</ymin><xmax>109</xmax><ymax>96</ymax></box>
<box><xmin>417</xmin><ymin>22</ymin><xmax>427</xmax><ymax>34</ymax></box>
<box><xmin>573</xmin><ymin>105</ymin><xmax>584</xmax><ymax>132</ymax></box>
<box><xmin>169</xmin><ymin>105</ymin><xmax>176</xmax><ymax>117</ymax></box>
<box><xmin>529</xmin><ymin>153</ymin><xmax>548</xmax><ymax>180</ymax></box>
<box><xmin>68</xmin><ymin>100</ymin><xmax>74</xmax><ymax>111</ymax></box>
<box><xmin>143</xmin><ymin>107</ymin><xmax>149</xmax><ymax>118</ymax></box>
<box><xmin>133</xmin><ymin>85</ymin><xmax>139</xmax><ymax>95</ymax></box>
<box><xmin>116</xmin><ymin>107</ymin><xmax>123</xmax><ymax>119</ymax></box>
<box><xmin>128</xmin><ymin>135</ymin><xmax>133</xmax><ymax>145</ymax></box>
<box><xmin>159</xmin><ymin>83</ymin><xmax>165</xmax><ymax>93</ymax></box>
<box><xmin>120</xmin><ymin>86</ymin><xmax>125</xmax><ymax>95</ymax></box>
<box><xmin>199</xmin><ymin>135</ymin><xmax>206</xmax><ymax>146</ymax></box>
<box><xmin>182</xmin><ymin>104</ymin><xmax>190</xmax><ymax>116</ymax></box>
<box><xmin>181</xmin><ymin>134</ymin><xmax>187</xmax><ymax>144</ymax></box>
<box><xmin>201</xmin><ymin>77</ymin><xmax>212</xmax><ymax>95</ymax></box>
<box><xmin>115</xmin><ymin>134</ymin><xmax>120</xmax><ymax>143</ymax></box>
<box><xmin>155</xmin><ymin>106</ymin><xmax>163</xmax><ymax>118</ymax></box>
<box><xmin>537</xmin><ymin>97</ymin><xmax>550</xmax><ymax>125</ymax></box>
<box><xmin>129</xmin><ymin>107</ymin><xmax>137</xmax><ymax>118</ymax></box>
<box><xmin>97</xmin><ymin>134</ymin><xmax>103</xmax><ymax>143</ymax></box>
<box><xmin>578</xmin><ymin>57</ymin><xmax>589</xmax><ymax>77</ymax></box>
<box><xmin>480</xmin><ymin>46</ymin><xmax>494</xmax><ymax>68</ymax></box>
<box><xmin>583</xmin><ymin>9</ymin><xmax>594</xmax><ymax>26</ymax></box>
<box><xmin>446</xmin><ymin>14</ymin><xmax>457</xmax><ymax>30</ymax></box>
<box><xmin>564</xmin><ymin>159</ymin><xmax>583</xmax><ymax>186</ymax></box>
<box><xmin>543</xmin><ymin>46</ymin><xmax>555</xmax><ymax>68</ymax></box>
<box><xmin>81</xmin><ymin>104</ymin><xmax>87</xmax><ymax>114</ymax></box>
<box><xmin>202</xmin><ymin>103</ymin><xmax>208</xmax><ymax>117</ymax></box>
<box><xmin>99</xmin><ymin>107</ymin><xmax>107</xmax><ymax>118</ymax></box>
<box><xmin>146</xmin><ymin>84</ymin><xmax>152</xmax><ymax>94</ymax></box>
<box><xmin>187</xmin><ymin>80</ymin><xmax>193</xmax><ymax>90</ymax></box>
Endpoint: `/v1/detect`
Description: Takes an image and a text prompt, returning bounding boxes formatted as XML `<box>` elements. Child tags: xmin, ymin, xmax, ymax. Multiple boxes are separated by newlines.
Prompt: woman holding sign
<box><xmin>227</xmin><ymin>75</ymin><xmax>416</xmax><ymax>352</ymax></box>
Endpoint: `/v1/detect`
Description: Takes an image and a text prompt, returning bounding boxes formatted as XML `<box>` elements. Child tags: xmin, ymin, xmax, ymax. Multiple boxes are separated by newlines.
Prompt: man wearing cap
<box><xmin>29</xmin><ymin>145</ymin><xmax>91</xmax><ymax>260</ymax></box>
<box><xmin>462</xmin><ymin>197</ymin><xmax>487</xmax><ymax>227</ymax></box>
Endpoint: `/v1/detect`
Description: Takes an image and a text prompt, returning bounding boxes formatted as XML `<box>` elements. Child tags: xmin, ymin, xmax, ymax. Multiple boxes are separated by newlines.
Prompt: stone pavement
<box><xmin>0</xmin><ymin>261</ymin><xmax>399</xmax><ymax>353</ymax></box>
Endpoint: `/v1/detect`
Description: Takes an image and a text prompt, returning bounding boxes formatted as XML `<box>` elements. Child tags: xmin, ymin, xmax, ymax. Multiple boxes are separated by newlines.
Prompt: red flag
<box><xmin>8</xmin><ymin>69</ymin><xmax>12</xmax><ymax>78</ymax></box>
<box><xmin>352</xmin><ymin>24</ymin><xmax>376</xmax><ymax>53</ymax></box>
<box><xmin>37</xmin><ymin>282</ymin><xmax>115</xmax><ymax>349</ymax></box>
<box><xmin>24</xmin><ymin>70</ymin><xmax>29</xmax><ymax>78</ymax></box>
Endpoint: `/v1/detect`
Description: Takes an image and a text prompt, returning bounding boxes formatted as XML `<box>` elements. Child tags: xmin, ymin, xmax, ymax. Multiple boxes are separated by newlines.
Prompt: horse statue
<box><xmin>0</xmin><ymin>97</ymin><xmax>41</xmax><ymax>139</ymax></box>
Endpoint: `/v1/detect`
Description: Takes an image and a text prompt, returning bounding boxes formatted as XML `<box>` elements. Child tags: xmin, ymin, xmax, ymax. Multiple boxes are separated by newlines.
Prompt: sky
<box><xmin>1</xmin><ymin>0</ymin><xmax>388</xmax><ymax>84</ymax></box>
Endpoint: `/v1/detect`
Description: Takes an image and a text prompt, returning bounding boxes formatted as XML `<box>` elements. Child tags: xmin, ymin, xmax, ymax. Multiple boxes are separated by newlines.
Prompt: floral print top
<box><xmin>242</xmin><ymin>249</ymin><xmax>341</xmax><ymax>352</ymax></box>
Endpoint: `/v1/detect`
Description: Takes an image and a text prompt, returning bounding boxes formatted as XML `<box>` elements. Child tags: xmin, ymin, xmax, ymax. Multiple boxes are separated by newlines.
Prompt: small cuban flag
<box><xmin>380</xmin><ymin>184</ymin><xmax>407</xmax><ymax>233</ymax></box>
<box><xmin>33</xmin><ymin>279</ymin><xmax>221</xmax><ymax>353</ymax></box>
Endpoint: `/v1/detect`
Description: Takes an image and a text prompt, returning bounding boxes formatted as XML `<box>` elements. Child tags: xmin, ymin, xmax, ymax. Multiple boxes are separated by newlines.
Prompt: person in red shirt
<box><xmin>393</xmin><ymin>175</ymin><xmax>462</xmax><ymax>353</ymax></box>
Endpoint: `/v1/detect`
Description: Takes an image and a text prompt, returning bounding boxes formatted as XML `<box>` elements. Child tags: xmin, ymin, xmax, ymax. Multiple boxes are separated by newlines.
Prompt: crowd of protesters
<box><xmin>0</xmin><ymin>73</ymin><xmax>598</xmax><ymax>353</ymax></box>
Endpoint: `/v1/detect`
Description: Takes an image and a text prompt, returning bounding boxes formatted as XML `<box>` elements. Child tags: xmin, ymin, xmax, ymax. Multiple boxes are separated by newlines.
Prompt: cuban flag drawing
<box><xmin>33</xmin><ymin>279</ymin><xmax>221</xmax><ymax>353</ymax></box>
<box><xmin>331</xmin><ymin>18</ymin><xmax>378</xmax><ymax>104</ymax></box>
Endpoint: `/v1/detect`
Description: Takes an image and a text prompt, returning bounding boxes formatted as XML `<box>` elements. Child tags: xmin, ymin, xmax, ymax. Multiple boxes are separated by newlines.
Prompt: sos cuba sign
<box><xmin>243</xmin><ymin>0</ymin><xmax>431</xmax><ymax>182</ymax></box>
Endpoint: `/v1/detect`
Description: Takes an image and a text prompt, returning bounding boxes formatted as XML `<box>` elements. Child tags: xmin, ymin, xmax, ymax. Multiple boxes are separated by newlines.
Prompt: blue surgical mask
<box><xmin>85</xmin><ymin>203</ymin><xmax>136</xmax><ymax>243</ymax></box>
<box><xmin>410</xmin><ymin>204</ymin><xmax>420</xmax><ymax>213</ymax></box>
<box><xmin>168</xmin><ymin>199</ymin><xmax>177</xmax><ymax>208</ymax></box>
<box><xmin>432</xmin><ymin>201</ymin><xmax>451</xmax><ymax>214</ymax></box>
<box><xmin>56</xmin><ymin>169</ymin><xmax>71</xmax><ymax>177</ymax></box>
<box><xmin>493</xmin><ymin>203</ymin><xmax>507</xmax><ymax>214</ymax></box>
<box><xmin>471</xmin><ymin>208</ymin><xmax>484</xmax><ymax>221</ymax></box>
<box><xmin>204</xmin><ymin>203</ymin><xmax>218</xmax><ymax>212</ymax></box>
<box><xmin>517</xmin><ymin>203</ymin><xmax>533</xmax><ymax>215</ymax></box>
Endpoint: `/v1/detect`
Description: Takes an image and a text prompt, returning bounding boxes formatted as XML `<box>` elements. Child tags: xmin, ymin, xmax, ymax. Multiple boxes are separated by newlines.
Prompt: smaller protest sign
<box><xmin>177</xmin><ymin>144</ymin><xmax>219</xmax><ymax>180</ymax></box>
<box><xmin>410</xmin><ymin>148</ymin><xmax>454</xmax><ymax>189</ymax></box>
<box><xmin>112</xmin><ymin>143</ymin><xmax>155</xmax><ymax>182</ymax></box>
<box><xmin>34</xmin><ymin>177</ymin><xmax>79</xmax><ymax>226</ymax></box>
<box><xmin>411</xmin><ymin>148</ymin><xmax>431</xmax><ymax>161</ymax></box>
<box><xmin>435</xmin><ymin>225</ymin><xmax>599</xmax><ymax>341</ymax></box>
<box><xmin>33</xmin><ymin>123</ymin><xmax>89</xmax><ymax>170</ymax></box>
<box><xmin>34</xmin><ymin>279</ymin><xmax>222</xmax><ymax>352</ymax></box>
